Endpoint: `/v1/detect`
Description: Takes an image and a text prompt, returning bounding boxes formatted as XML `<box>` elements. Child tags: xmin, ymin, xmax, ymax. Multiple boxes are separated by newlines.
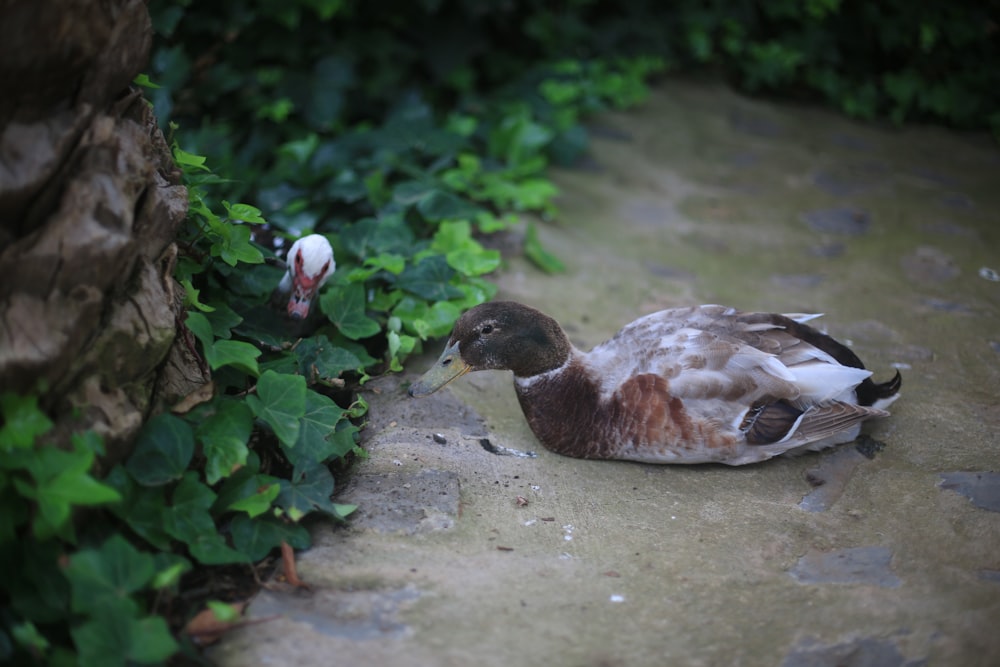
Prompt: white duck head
<box><xmin>281</xmin><ymin>234</ymin><xmax>335</xmax><ymax>320</ymax></box>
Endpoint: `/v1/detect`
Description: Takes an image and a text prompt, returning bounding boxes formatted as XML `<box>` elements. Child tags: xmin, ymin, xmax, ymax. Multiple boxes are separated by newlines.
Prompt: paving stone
<box><xmin>788</xmin><ymin>546</ymin><xmax>901</xmax><ymax>588</ymax></box>
<box><xmin>939</xmin><ymin>472</ymin><xmax>1000</xmax><ymax>512</ymax></box>
<box><xmin>782</xmin><ymin>636</ymin><xmax>925</xmax><ymax>667</ymax></box>
<box><xmin>801</xmin><ymin>206</ymin><xmax>871</xmax><ymax>235</ymax></box>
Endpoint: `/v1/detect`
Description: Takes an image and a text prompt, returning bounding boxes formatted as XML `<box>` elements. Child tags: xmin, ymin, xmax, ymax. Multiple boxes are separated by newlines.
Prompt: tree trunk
<box><xmin>0</xmin><ymin>0</ymin><xmax>206</xmax><ymax>465</ymax></box>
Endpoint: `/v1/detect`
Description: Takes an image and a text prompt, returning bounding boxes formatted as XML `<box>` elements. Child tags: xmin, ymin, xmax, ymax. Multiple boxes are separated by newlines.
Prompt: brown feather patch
<box><xmin>516</xmin><ymin>366</ymin><xmax>739</xmax><ymax>460</ymax></box>
<box><xmin>607</xmin><ymin>374</ymin><xmax>738</xmax><ymax>455</ymax></box>
<box><xmin>741</xmin><ymin>400</ymin><xmax>803</xmax><ymax>445</ymax></box>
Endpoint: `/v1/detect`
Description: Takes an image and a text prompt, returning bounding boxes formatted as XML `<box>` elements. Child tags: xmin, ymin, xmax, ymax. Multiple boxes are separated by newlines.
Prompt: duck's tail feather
<box><xmin>856</xmin><ymin>370</ymin><xmax>902</xmax><ymax>408</ymax></box>
<box><xmin>753</xmin><ymin>313</ymin><xmax>902</xmax><ymax>408</ymax></box>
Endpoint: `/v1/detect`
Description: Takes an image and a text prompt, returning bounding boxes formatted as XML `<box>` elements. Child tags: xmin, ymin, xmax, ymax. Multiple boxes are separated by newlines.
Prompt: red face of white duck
<box><xmin>283</xmin><ymin>234</ymin><xmax>335</xmax><ymax>320</ymax></box>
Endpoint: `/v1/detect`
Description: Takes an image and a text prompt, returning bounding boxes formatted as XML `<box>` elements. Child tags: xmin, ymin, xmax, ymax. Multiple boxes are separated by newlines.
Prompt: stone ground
<box><xmin>211</xmin><ymin>80</ymin><xmax>1000</xmax><ymax>667</ymax></box>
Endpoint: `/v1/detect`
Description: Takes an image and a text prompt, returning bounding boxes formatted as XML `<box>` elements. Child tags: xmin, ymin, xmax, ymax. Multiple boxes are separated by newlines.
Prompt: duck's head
<box><xmin>408</xmin><ymin>301</ymin><xmax>570</xmax><ymax>397</ymax></box>
<box><xmin>285</xmin><ymin>234</ymin><xmax>335</xmax><ymax>320</ymax></box>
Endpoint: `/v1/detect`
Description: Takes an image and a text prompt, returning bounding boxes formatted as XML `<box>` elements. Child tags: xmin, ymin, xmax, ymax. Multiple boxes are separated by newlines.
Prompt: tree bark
<box><xmin>0</xmin><ymin>0</ymin><xmax>205</xmax><ymax>464</ymax></box>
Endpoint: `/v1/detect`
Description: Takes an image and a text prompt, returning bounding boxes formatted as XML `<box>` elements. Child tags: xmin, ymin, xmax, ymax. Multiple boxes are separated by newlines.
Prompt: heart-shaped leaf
<box><xmin>126</xmin><ymin>414</ymin><xmax>195</xmax><ymax>487</ymax></box>
<box><xmin>246</xmin><ymin>371</ymin><xmax>306</xmax><ymax>447</ymax></box>
<box><xmin>319</xmin><ymin>283</ymin><xmax>381</xmax><ymax>340</ymax></box>
<box><xmin>196</xmin><ymin>398</ymin><xmax>253</xmax><ymax>484</ymax></box>
<box><xmin>280</xmin><ymin>389</ymin><xmax>349</xmax><ymax>467</ymax></box>
<box><xmin>397</xmin><ymin>255</ymin><xmax>463</xmax><ymax>301</ymax></box>
<box><xmin>230</xmin><ymin>514</ymin><xmax>310</xmax><ymax>562</ymax></box>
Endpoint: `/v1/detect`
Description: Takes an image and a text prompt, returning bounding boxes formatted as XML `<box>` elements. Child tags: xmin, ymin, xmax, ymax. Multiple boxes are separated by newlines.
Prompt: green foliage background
<box><xmin>3</xmin><ymin>0</ymin><xmax>997</xmax><ymax>664</ymax></box>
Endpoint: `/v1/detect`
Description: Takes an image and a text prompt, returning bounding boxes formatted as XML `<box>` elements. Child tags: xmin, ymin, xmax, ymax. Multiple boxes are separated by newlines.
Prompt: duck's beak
<box><xmin>408</xmin><ymin>340</ymin><xmax>469</xmax><ymax>397</ymax></box>
<box><xmin>287</xmin><ymin>286</ymin><xmax>314</xmax><ymax>320</ymax></box>
<box><xmin>286</xmin><ymin>273</ymin><xmax>321</xmax><ymax>320</ymax></box>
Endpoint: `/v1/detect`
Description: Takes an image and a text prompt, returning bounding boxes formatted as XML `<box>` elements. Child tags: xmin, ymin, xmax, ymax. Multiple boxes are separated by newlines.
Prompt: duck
<box><xmin>408</xmin><ymin>301</ymin><xmax>900</xmax><ymax>465</ymax></box>
<box><xmin>273</xmin><ymin>234</ymin><xmax>335</xmax><ymax>320</ymax></box>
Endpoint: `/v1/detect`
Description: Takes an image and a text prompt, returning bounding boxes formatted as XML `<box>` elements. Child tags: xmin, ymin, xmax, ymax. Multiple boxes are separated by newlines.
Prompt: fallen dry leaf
<box><xmin>184</xmin><ymin>601</ymin><xmax>248</xmax><ymax>646</ymax></box>
<box><xmin>279</xmin><ymin>540</ymin><xmax>310</xmax><ymax>589</ymax></box>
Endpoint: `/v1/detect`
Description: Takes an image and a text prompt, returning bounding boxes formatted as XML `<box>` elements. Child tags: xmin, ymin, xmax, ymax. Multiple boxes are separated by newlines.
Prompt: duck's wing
<box><xmin>592</xmin><ymin>305</ymin><xmax>876</xmax><ymax>420</ymax></box>
<box><xmin>783</xmin><ymin>401</ymin><xmax>888</xmax><ymax>444</ymax></box>
<box><xmin>623</xmin><ymin>306</ymin><xmax>873</xmax><ymax>399</ymax></box>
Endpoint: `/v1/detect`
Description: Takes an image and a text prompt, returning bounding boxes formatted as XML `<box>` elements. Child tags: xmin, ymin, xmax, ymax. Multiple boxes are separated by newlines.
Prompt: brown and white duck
<box><xmin>408</xmin><ymin>301</ymin><xmax>900</xmax><ymax>465</ymax></box>
<box><xmin>273</xmin><ymin>234</ymin><xmax>335</xmax><ymax>320</ymax></box>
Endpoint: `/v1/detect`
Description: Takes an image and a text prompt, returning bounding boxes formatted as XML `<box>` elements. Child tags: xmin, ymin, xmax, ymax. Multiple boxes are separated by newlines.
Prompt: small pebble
<box><xmin>433</xmin><ymin>433</ymin><xmax>447</xmax><ymax>444</ymax></box>
<box><xmin>609</xmin><ymin>594</ymin><xmax>625</xmax><ymax>603</ymax></box>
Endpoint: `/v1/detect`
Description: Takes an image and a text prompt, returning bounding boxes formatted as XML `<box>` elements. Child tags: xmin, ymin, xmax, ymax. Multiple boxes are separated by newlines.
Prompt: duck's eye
<box><xmin>480</xmin><ymin>324</ymin><xmax>494</xmax><ymax>335</ymax></box>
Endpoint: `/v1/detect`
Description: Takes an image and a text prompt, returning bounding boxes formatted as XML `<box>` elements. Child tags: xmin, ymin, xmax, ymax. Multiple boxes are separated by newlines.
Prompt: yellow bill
<box><xmin>407</xmin><ymin>340</ymin><xmax>470</xmax><ymax>397</ymax></box>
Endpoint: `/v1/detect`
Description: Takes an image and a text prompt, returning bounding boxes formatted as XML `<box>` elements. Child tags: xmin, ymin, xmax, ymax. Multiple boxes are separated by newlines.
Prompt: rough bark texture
<box><xmin>0</xmin><ymin>0</ymin><xmax>207</xmax><ymax>464</ymax></box>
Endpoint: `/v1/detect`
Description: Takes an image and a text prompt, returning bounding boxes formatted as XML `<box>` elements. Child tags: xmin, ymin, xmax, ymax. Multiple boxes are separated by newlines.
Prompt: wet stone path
<box><xmin>212</xmin><ymin>81</ymin><xmax>1000</xmax><ymax>667</ymax></box>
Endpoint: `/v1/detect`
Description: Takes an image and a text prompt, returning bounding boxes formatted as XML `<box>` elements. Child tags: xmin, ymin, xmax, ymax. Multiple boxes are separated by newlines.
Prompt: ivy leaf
<box><xmin>72</xmin><ymin>614</ymin><xmax>179</xmax><ymax>667</ymax></box>
<box><xmin>227</xmin><ymin>482</ymin><xmax>280</xmax><ymax>518</ymax></box>
<box><xmin>24</xmin><ymin>452</ymin><xmax>122</xmax><ymax>541</ymax></box>
<box><xmin>184</xmin><ymin>307</ymin><xmax>261</xmax><ymax>375</ymax></box>
<box><xmin>225</xmin><ymin>261</ymin><xmax>285</xmax><ymax>299</ymax></box>
<box><xmin>326</xmin><ymin>334</ymin><xmax>379</xmax><ymax>368</ymax></box>
<box><xmin>229</xmin><ymin>514</ymin><xmax>310</xmax><ymax>562</ymax></box>
<box><xmin>179</xmin><ymin>279</ymin><xmax>216</xmax><ymax>313</ymax></box>
<box><xmin>446</xmin><ymin>248</ymin><xmax>501</xmax><ymax>276</ymax></box>
<box><xmin>280</xmin><ymin>389</ymin><xmax>348</xmax><ymax>467</ymax></box>
<box><xmin>428</xmin><ymin>221</ymin><xmax>503</xmax><ymax>277</ymax></box>
<box><xmin>359</xmin><ymin>252</ymin><xmax>406</xmax><ymax>277</ymax></box>
<box><xmin>64</xmin><ymin>534</ymin><xmax>154</xmax><ymax>615</ymax></box>
<box><xmin>212</xmin><ymin>223</ymin><xmax>264</xmax><ymax>267</ymax></box>
<box><xmin>387</xmin><ymin>330</ymin><xmax>417</xmax><ymax>370</ymax></box>
<box><xmin>195</xmin><ymin>398</ymin><xmax>253</xmax><ymax>484</ymax></box>
<box><xmin>319</xmin><ymin>283</ymin><xmax>381</xmax><ymax>340</ymax></box>
<box><xmin>392</xmin><ymin>296</ymin><xmax>428</xmax><ymax>329</ymax></box>
<box><xmin>162</xmin><ymin>473</ymin><xmax>248</xmax><ymax>565</ymax></box>
<box><xmin>294</xmin><ymin>335</ymin><xmax>364</xmax><ymax>380</ymax></box>
<box><xmin>222</xmin><ymin>201</ymin><xmax>266</xmax><ymax>224</ymax></box>
<box><xmin>329</xmin><ymin>420</ymin><xmax>360</xmax><ymax>460</ymax></box>
<box><xmin>203</xmin><ymin>302</ymin><xmax>243</xmax><ymax>339</ymax></box>
<box><xmin>279</xmin><ymin>133</ymin><xmax>320</xmax><ymax>163</ymax></box>
<box><xmin>103</xmin><ymin>466</ymin><xmax>172</xmax><ymax>550</ymax></box>
<box><xmin>524</xmin><ymin>221</ymin><xmax>566</xmax><ymax>274</ymax></box>
<box><xmin>150</xmin><ymin>552</ymin><xmax>192</xmax><ymax>590</ymax></box>
<box><xmin>430</xmin><ymin>219</ymin><xmax>474</xmax><ymax>253</ymax></box>
<box><xmin>0</xmin><ymin>393</ymin><xmax>53</xmax><ymax>450</ymax></box>
<box><xmin>125</xmin><ymin>413</ymin><xmax>195</xmax><ymax>486</ymax></box>
<box><xmin>132</xmin><ymin>73</ymin><xmax>160</xmax><ymax>89</ymax></box>
<box><xmin>213</xmin><ymin>456</ymin><xmax>282</xmax><ymax>518</ymax></box>
<box><xmin>392</xmin><ymin>179</ymin><xmax>437</xmax><ymax>205</ymax></box>
<box><xmin>245</xmin><ymin>370</ymin><xmax>307</xmax><ymax>447</ymax></box>
<box><xmin>415</xmin><ymin>189</ymin><xmax>484</xmax><ymax>222</ymax></box>
<box><xmin>183</xmin><ymin>311</ymin><xmax>213</xmax><ymax>348</ymax></box>
<box><xmin>204</xmin><ymin>339</ymin><xmax>261</xmax><ymax>376</ymax></box>
<box><xmin>340</xmin><ymin>215</ymin><xmax>415</xmax><ymax>259</ymax></box>
<box><xmin>172</xmin><ymin>145</ymin><xmax>209</xmax><ymax>171</ymax></box>
<box><xmin>422</xmin><ymin>301</ymin><xmax>464</xmax><ymax>338</ymax></box>
<box><xmin>397</xmin><ymin>255</ymin><xmax>463</xmax><ymax>301</ymax></box>
<box><xmin>276</xmin><ymin>459</ymin><xmax>344</xmax><ymax>521</ymax></box>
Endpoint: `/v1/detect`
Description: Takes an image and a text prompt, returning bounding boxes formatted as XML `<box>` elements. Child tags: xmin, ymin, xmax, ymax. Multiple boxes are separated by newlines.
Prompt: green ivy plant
<box><xmin>2</xmin><ymin>6</ymin><xmax>674</xmax><ymax>662</ymax></box>
<box><xmin>1</xmin><ymin>394</ymin><xmax>181</xmax><ymax>666</ymax></box>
